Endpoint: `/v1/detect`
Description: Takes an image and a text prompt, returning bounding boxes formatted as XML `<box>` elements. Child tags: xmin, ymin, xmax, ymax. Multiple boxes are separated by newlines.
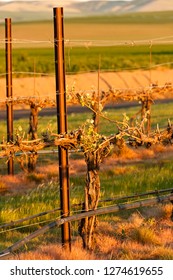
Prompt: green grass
<box><xmin>1</xmin><ymin>101</ymin><xmax>172</xmax><ymax>177</ymax></box>
<box><xmin>151</xmin><ymin>103</ymin><xmax>173</xmax><ymax>127</ymax></box>
<box><xmin>65</xmin><ymin>44</ymin><xmax>173</xmax><ymax>73</ymax></box>
<box><xmin>0</xmin><ymin>48</ymin><xmax>55</xmax><ymax>76</ymax></box>
<box><xmin>0</xmin><ymin>148</ymin><xmax>173</xmax><ymax>252</ymax></box>
<box><xmin>0</xmin><ymin>190</ymin><xmax>62</xmax><ymax>251</ymax></box>
<box><xmin>0</xmin><ymin>99</ymin><xmax>171</xmax><ymax>177</ymax></box>
<box><xmin>132</xmin><ymin>226</ymin><xmax>160</xmax><ymax>245</ymax></box>
<box><xmin>1</xmin><ymin>44</ymin><xmax>173</xmax><ymax>75</ymax></box>
<box><xmin>1</xmin><ymin>10</ymin><xmax>173</xmax><ymax>75</ymax></box>
<box><xmin>0</xmin><ymin>99</ymin><xmax>173</xmax><ymax>181</ymax></box>
<box><xmin>100</xmin><ymin>160</ymin><xmax>173</xmax><ymax>200</ymax></box>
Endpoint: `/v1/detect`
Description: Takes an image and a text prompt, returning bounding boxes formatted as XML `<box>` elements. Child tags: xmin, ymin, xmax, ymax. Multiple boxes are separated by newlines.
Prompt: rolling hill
<box><xmin>0</xmin><ymin>0</ymin><xmax>173</xmax><ymax>22</ymax></box>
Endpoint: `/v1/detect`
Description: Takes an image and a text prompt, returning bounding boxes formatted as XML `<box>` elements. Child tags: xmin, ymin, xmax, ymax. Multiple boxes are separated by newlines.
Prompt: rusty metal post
<box><xmin>5</xmin><ymin>18</ymin><xmax>14</xmax><ymax>175</ymax></box>
<box><xmin>53</xmin><ymin>7</ymin><xmax>71</xmax><ymax>249</ymax></box>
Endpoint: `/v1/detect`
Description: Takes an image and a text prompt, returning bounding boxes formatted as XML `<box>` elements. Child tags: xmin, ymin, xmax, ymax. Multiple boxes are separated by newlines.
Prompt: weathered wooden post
<box><xmin>5</xmin><ymin>18</ymin><xmax>14</xmax><ymax>175</ymax></box>
<box><xmin>53</xmin><ymin>7</ymin><xmax>71</xmax><ymax>250</ymax></box>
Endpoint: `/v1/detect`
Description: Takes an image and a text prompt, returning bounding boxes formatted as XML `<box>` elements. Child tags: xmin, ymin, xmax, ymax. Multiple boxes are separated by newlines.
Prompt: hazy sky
<box><xmin>0</xmin><ymin>0</ymin><xmax>132</xmax><ymax>6</ymax></box>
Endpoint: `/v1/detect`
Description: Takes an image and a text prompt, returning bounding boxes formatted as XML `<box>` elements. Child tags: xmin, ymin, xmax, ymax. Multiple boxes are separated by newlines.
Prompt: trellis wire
<box><xmin>0</xmin><ymin>81</ymin><xmax>173</xmax><ymax>105</ymax></box>
<box><xmin>1</xmin><ymin>34</ymin><xmax>173</xmax><ymax>46</ymax></box>
<box><xmin>1</xmin><ymin>61</ymin><xmax>173</xmax><ymax>78</ymax></box>
<box><xmin>0</xmin><ymin>187</ymin><xmax>172</xmax><ymax>231</ymax></box>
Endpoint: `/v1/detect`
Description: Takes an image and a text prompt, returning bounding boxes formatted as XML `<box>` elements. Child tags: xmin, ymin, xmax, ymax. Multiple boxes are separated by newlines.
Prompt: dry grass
<box><xmin>11</xmin><ymin>206</ymin><xmax>173</xmax><ymax>260</ymax></box>
<box><xmin>14</xmin><ymin>241</ymin><xmax>97</xmax><ymax>260</ymax></box>
<box><xmin>0</xmin><ymin>181</ymin><xmax>8</xmax><ymax>195</ymax></box>
<box><xmin>1</xmin><ymin>145</ymin><xmax>173</xmax><ymax>260</ymax></box>
<box><xmin>131</xmin><ymin>227</ymin><xmax>161</xmax><ymax>246</ymax></box>
<box><xmin>1</xmin><ymin>144</ymin><xmax>173</xmax><ymax>196</ymax></box>
<box><xmin>0</xmin><ymin>174</ymin><xmax>37</xmax><ymax>195</ymax></box>
<box><xmin>106</xmin><ymin>144</ymin><xmax>173</xmax><ymax>165</ymax></box>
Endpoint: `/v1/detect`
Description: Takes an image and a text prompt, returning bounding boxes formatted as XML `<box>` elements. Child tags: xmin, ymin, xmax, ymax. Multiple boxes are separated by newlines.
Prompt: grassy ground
<box><xmin>0</xmin><ymin>149</ymin><xmax>173</xmax><ymax>259</ymax></box>
<box><xmin>0</xmin><ymin>102</ymin><xmax>173</xmax><ymax>259</ymax></box>
<box><xmin>0</xmin><ymin>101</ymin><xmax>173</xmax><ymax>141</ymax></box>
<box><xmin>0</xmin><ymin>101</ymin><xmax>173</xmax><ymax>174</ymax></box>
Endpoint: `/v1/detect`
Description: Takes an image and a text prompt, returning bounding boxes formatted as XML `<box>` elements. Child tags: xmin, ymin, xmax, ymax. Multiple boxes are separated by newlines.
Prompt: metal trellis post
<box><xmin>53</xmin><ymin>7</ymin><xmax>71</xmax><ymax>250</ymax></box>
<box><xmin>5</xmin><ymin>18</ymin><xmax>14</xmax><ymax>175</ymax></box>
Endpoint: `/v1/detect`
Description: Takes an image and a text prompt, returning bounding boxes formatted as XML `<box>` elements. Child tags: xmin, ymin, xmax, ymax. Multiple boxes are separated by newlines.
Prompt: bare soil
<box><xmin>1</xmin><ymin>68</ymin><xmax>173</xmax><ymax>109</ymax></box>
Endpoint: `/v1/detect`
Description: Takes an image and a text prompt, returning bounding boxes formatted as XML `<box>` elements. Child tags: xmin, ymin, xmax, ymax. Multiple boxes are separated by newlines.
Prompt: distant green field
<box><xmin>64</xmin><ymin>44</ymin><xmax>173</xmax><ymax>73</ymax></box>
<box><xmin>0</xmin><ymin>11</ymin><xmax>173</xmax><ymax>75</ymax></box>
<box><xmin>0</xmin><ymin>44</ymin><xmax>173</xmax><ymax>75</ymax></box>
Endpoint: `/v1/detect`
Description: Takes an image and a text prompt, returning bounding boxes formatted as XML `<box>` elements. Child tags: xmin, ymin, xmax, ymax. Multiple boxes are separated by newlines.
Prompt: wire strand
<box><xmin>1</xmin><ymin>35</ymin><xmax>173</xmax><ymax>47</ymax></box>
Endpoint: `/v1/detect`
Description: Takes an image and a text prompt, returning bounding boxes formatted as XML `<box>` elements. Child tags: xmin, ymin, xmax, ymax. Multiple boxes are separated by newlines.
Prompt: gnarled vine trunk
<box><xmin>79</xmin><ymin>151</ymin><xmax>100</xmax><ymax>250</ymax></box>
<box><xmin>28</xmin><ymin>152</ymin><xmax>38</xmax><ymax>172</ymax></box>
<box><xmin>27</xmin><ymin>103</ymin><xmax>39</xmax><ymax>172</ymax></box>
<box><xmin>141</xmin><ymin>98</ymin><xmax>152</xmax><ymax>134</ymax></box>
<box><xmin>28</xmin><ymin>103</ymin><xmax>39</xmax><ymax>140</ymax></box>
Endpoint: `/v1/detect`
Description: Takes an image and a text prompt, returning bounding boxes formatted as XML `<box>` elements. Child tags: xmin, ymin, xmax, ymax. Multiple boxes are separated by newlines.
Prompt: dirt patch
<box><xmin>1</xmin><ymin>68</ymin><xmax>173</xmax><ymax>109</ymax></box>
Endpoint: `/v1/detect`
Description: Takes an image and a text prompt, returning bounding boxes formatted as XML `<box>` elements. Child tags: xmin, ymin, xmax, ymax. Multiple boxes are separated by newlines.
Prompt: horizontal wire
<box><xmin>0</xmin><ymin>149</ymin><xmax>83</xmax><ymax>159</ymax></box>
<box><xmin>64</xmin><ymin>40</ymin><xmax>173</xmax><ymax>47</ymax></box>
<box><xmin>0</xmin><ymin>60</ymin><xmax>173</xmax><ymax>78</ymax></box>
<box><xmin>0</xmin><ymin>82</ymin><xmax>173</xmax><ymax>105</ymax></box>
<box><xmin>0</xmin><ymin>206</ymin><xmax>90</xmax><ymax>234</ymax></box>
<box><xmin>0</xmin><ymin>34</ymin><xmax>173</xmax><ymax>244</ymax></box>
<box><xmin>0</xmin><ymin>193</ymin><xmax>172</xmax><ymax>259</ymax></box>
<box><xmin>1</xmin><ymin>190</ymin><xmax>172</xmax><ymax>235</ymax></box>
<box><xmin>0</xmin><ymin>38</ymin><xmax>54</xmax><ymax>45</ymax></box>
<box><xmin>0</xmin><ymin>95</ymin><xmax>55</xmax><ymax>103</ymax></box>
<box><xmin>0</xmin><ymin>216</ymin><xmax>61</xmax><ymax>235</ymax></box>
<box><xmin>1</xmin><ymin>186</ymin><xmax>172</xmax><ymax>229</ymax></box>
<box><xmin>66</xmin><ymin>61</ymin><xmax>173</xmax><ymax>74</ymax></box>
<box><xmin>0</xmin><ymin>35</ymin><xmax>173</xmax><ymax>47</ymax></box>
<box><xmin>11</xmin><ymin>71</ymin><xmax>54</xmax><ymax>76</ymax></box>
<box><xmin>0</xmin><ymin>202</ymin><xmax>140</xmax><ymax>234</ymax></box>
<box><xmin>0</xmin><ymin>72</ymin><xmax>54</xmax><ymax>77</ymax></box>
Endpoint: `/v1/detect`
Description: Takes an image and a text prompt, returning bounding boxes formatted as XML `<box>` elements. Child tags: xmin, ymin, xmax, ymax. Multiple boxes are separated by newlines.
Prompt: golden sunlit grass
<box><xmin>1</xmin><ymin>144</ymin><xmax>172</xmax><ymax>197</ymax></box>
<box><xmin>10</xmin><ymin>205</ymin><xmax>173</xmax><ymax>260</ymax></box>
<box><xmin>111</xmin><ymin>144</ymin><xmax>173</xmax><ymax>162</ymax></box>
<box><xmin>14</xmin><ymin>242</ymin><xmax>97</xmax><ymax>260</ymax></box>
<box><xmin>0</xmin><ymin>181</ymin><xmax>7</xmax><ymax>191</ymax></box>
<box><xmin>1</xmin><ymin>160</ymin><xmax>172</xmax><ymax>260</ymax></box>
<box><xmin>131</xmin><ymin>227</ymin><xmax>161</xmax><ymax>246</ymax></box>
<box><xmin>26</xmin><ymin>173</ymin><xmax>46</xmax><ymax>184</ymax></box>
<box><xmin>0</xmin><ymin>137</ymin><xmax>173</xmax><ymax>260</ymax></box>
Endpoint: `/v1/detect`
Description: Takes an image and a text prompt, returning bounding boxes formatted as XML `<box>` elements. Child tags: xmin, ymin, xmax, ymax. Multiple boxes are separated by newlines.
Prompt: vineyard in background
<box><xmin>0</xmin><ymin>9</ymin><xmax>173</xmax><ymax>258</ymax></box>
